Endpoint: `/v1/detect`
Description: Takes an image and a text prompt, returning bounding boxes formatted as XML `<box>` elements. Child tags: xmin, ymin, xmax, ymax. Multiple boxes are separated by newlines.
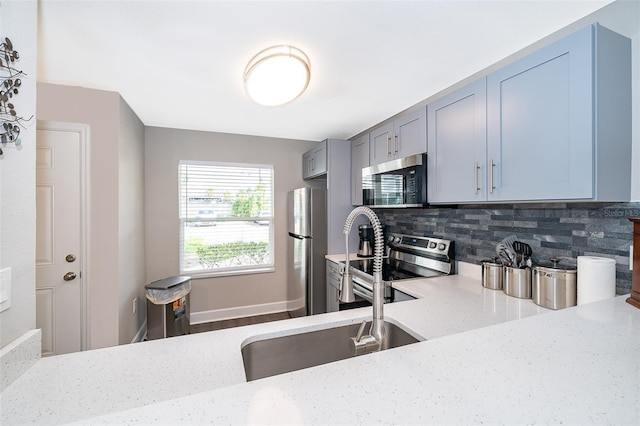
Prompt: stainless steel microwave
<box><xmin>362</xmin><ymin>153</ymin><xmax>427</xmax><ymax>208</ymax></box>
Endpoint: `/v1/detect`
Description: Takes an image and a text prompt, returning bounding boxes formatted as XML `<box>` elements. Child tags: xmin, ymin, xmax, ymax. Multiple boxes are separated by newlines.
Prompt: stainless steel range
<box><xmin>328</xmin><ymin>233</ymin><xmax>454</xmax><ymax>310</ymax></box>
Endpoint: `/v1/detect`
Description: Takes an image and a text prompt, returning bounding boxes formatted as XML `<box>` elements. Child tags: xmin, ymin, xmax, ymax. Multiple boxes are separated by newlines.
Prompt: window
<box><xmin>179</xmin><ymin>160</ymin><xmax>274</xmax><ymax>277</ymax></box>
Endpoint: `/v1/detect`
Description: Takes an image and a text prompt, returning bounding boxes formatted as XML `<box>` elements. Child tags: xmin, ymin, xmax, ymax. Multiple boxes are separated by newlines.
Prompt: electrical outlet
<box><xmin>132</xmin><ymin>297</ymin><xmax>137</xmax><ymax>314</ymax></box>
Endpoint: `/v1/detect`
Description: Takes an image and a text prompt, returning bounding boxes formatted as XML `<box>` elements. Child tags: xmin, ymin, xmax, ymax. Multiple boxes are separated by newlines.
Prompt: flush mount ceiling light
<box><xmin>244</xmin><ymin>45</ymin><xmax>310</xmax><ymax>107</ymax></box>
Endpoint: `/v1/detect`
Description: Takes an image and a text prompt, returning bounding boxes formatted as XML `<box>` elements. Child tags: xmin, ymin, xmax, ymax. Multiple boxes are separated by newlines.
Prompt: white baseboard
<box><xmin>0</xmin><ymin>329</ymin><xmax>41</xmax><ymax>392</ymax></box>
<box><xmin>190</xmin><ymin>301</ymin><xmax>290</xmax><ymax>325</ymax></box>
<box><xmin>130</xmin><ymin>320</ymin><xmax>147</xmax><ymax>344</ymax></box>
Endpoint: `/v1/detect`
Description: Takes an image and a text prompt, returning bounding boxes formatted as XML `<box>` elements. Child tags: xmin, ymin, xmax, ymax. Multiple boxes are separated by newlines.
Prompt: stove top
<box><xmin>349</xmin><ymin>233</ymin><xmax>454</xmax><ymax>283</ymax></box>
<box><xmin>349</xmin><ymin>259</ymin><xmax>422</xmax><ymax>281</ymax></box>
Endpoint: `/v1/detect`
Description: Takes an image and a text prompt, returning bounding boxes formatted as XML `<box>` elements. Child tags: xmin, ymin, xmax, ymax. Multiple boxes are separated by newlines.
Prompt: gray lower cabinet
<box><xmin>428</xmin><ymin>23</ymin><xmax>631</xmax><ymax>204</ymax></box>
<box><xmin>351</xmin><ymin>133</ymin><xmax>370</xmax><ymax>205</ymax></box>
<box><xmin>326</xmin><ymin>259</ymin><xmax>342</xmax><ymax>313</ymax></box>
<box><xmin>370</xmin><ymin>107</ymin><xmax>426</xmax><ymax>166</ymax></box>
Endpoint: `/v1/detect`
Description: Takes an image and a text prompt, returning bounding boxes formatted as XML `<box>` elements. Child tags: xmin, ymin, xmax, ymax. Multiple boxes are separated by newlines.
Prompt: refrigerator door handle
<box><xmin>288</xmin><ymin>232</ymin><xmax>306</xmax><ymax>240</ymax></box>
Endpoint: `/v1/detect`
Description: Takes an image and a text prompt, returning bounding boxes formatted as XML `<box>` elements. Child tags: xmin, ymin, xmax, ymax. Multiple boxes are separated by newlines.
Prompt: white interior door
<box><xmin>36</xmin><ymin>124</ymin><xmax>85</xmax><ymax>356</ymax></box>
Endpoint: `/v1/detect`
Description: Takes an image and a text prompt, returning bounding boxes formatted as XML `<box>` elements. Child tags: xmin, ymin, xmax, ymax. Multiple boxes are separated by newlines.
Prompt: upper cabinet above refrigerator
<box><xmin>302</xmin><ymin>140</ymin><xmax>328</xmax><ymax>180</ymax></box>
<box><xmin>301</xmin><ymin>138</ymin><xmax>358</xmax><ymax>254</ymax></box>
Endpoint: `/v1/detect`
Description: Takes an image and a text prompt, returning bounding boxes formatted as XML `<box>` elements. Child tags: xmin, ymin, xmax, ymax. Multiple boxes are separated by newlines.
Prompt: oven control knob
<box><xmin>429</xmin><ymin>242</ymin><xmax>437</xmax><ymax>249</ymax></box>
<box><xmin>438</xmin><ymin>243</ymin><xmax>447</xmax><ymax>251</ymax></box>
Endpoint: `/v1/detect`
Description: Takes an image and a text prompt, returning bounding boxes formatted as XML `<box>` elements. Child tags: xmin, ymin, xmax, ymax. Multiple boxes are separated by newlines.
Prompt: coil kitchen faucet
<box><xmin>341</xmin><ymin>206</ymin><xmax>386</xmax><ymax>353</ymax></box>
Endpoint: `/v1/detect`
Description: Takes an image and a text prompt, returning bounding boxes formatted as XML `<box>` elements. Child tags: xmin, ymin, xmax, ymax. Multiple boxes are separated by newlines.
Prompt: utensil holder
<box><xmin>503</xmin><ymin>266</ymin><xmax>532</xmax><ymax>299</ymax></box>
<box><xmin>482</xmin><ymin>261</ymin><xmax>503</xmax><ymax>290</ymax></box>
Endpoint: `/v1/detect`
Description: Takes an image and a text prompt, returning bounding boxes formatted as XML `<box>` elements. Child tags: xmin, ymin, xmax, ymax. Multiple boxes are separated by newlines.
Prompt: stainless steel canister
<box><xmin>481</xmin><ymin>260</ymin><xmax>503</xmax><ymax>290</ymax></box>
<box><xmin>532</xmin><ymin>259</ymin><xmax>577</xmax><ymax>310</ymax></box>
<box><xmin>503</xmin><ymin>266</ymin><xmax>532</xmax><ymax>298</ymax></box>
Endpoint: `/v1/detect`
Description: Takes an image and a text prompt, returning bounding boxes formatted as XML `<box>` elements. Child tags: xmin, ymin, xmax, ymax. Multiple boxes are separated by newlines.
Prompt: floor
<box><xmin>190</xmin><ymin>312</ymin><xmax>291</xmax><ymax>334</ymax></box>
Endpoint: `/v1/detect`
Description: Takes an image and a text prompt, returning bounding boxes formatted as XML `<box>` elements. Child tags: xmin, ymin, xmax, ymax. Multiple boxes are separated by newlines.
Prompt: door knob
<box><xmin>63</xmin><ymin>272</ymin><xmax>77</xmax><ymax>281</ymax></box>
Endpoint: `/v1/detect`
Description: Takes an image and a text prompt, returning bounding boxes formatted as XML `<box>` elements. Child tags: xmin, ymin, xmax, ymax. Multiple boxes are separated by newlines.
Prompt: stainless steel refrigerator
<box><xmin>287</xmin><ymin>187</ymin><xmax>327</xmax><ymax>317</ymax></box>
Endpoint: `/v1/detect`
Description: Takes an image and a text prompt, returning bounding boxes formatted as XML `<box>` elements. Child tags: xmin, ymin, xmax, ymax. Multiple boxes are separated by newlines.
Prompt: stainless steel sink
<box><xmin>241</xmin><ymin>320</ymin><xmax>422</xmax><ymax>381</ymax></box>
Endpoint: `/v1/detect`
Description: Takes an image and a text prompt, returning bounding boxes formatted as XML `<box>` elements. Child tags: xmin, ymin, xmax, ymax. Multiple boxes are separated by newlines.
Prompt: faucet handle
<box><xmin>355</xmin><ymin>320</ymin><xmax>367</xmax><ymax>342</ymax></box>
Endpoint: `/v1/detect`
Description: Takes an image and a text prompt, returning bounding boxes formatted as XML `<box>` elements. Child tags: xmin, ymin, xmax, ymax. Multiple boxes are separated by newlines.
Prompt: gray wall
<box><xmin>378</xmin><ymin>202</ymin><xmax>639</xmax><ymax>294</ymax></box>
<box><xmin>37</xmin><ymin>83</ymin><xmax>146</xmax><ymax>348</ymax></box>
<box><xmin>145</xmin><ymin>126</ymin><xmax>317</xmax><ymax>319</ymax></box>
<box><xmin>118</xmin><ymin>97</ymin><xmax>146</xmax><ymax>344</ymax></box>
<box><xmin>37</xmin><ymin>83</ymin><xmax>120</xmax><ymax>348</ymax></box>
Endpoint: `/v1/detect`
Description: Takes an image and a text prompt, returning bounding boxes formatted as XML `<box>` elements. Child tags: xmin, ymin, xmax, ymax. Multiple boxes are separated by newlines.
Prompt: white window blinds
<box><xmin>178</xmin><ymin>160</ymin><xmax>274</xmax><ymax>276</ymax></box>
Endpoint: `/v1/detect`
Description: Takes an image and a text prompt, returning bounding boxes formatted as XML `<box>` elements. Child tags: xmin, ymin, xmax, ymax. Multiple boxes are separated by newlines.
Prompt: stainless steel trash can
<box><xmin>145</xmin><ymin>276</ymin><xmax>191</xmax><ymax>340</ymax></box>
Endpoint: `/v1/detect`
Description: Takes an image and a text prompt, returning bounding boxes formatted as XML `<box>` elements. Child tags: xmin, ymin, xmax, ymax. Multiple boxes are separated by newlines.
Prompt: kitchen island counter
<box><xmin>2</xmin><ymin>269</ymin><xmax>638</xmax><ymax>425</ymax></box>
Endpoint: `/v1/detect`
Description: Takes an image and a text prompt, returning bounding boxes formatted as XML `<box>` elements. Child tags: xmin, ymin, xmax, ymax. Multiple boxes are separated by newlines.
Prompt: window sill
<box><xmin>182</xmin><ymin>266</ymin><xmax>275</xmax><ymax>280</ymax></box>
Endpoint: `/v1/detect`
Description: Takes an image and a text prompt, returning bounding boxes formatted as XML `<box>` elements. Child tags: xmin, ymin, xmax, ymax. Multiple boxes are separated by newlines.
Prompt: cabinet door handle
<box><xmin>474</xmin><ymin>162</ymin><xmax>480</xmax><ymax>194</ymax></box>
<box><xmin>386</xmin><ymin>136</ymin><xmax>391</xmax><ymax>156</ymax></box>
<box><xmin>489</xmin><ymin>159</ymin><xmax>495</xmax><ymax>194</ymax></box>
<box><xmin>394</xmin><ymin>134</ymin><xmax>398</xmax><ymax>155</ymax></box>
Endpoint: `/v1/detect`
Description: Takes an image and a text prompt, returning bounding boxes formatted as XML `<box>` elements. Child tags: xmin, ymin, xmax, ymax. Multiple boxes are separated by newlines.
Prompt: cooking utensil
<box><xmin>521</xmin><ymin>243</ymin><xmax>532</xmax><ymax>268</ymax></box>
<box><xmin>498</xmin><ymin>249</ymin><xmax>514</xmax><ymax>266</ymax></box>
<box><xmin>495</xmin><ymin>235</ymin><xmax>518</xmax><ymax>266</ymax></box>
<box><xmin>512</xmin><ymin>241</ymin><xmax>525</xmax><ymax>268</ymax></box>
<box><xmin>512</xmin><ymin>241</ymin><xmax>533</xmax><ymax>268</ymax></box>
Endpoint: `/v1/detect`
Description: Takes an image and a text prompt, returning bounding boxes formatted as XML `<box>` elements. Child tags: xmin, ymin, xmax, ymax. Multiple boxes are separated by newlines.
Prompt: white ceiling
<box><xmin>37</xmin><ymin>0</ymin><xmax>613</xmax><ymax>142</ymax></box>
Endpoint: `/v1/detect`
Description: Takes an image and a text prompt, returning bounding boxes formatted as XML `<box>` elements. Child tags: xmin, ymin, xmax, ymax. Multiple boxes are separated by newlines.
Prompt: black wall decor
<box><xmin>1</xmin><ymin>37</ymin><xmax>31</xmax><ymax>155</ymax></box>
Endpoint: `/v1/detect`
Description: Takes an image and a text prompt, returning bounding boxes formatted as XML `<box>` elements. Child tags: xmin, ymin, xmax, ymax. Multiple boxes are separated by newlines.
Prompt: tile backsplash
<box><xmin>378</xmin><ymin>202</ymin><xmax>640</xmax><ymax>294</ymax></box>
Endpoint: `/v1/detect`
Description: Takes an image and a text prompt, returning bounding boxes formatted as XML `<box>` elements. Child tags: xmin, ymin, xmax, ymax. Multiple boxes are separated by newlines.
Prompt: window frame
<box><xmin>178</xmin><ymin>159</ymin><xmax>275</xmax><ymax>278</ymax></box>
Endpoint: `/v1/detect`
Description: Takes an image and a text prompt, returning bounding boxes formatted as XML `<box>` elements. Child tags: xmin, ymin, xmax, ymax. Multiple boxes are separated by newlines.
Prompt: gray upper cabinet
<box><xmin>369</xmin><ymin>108</ymin><xmax>426</xmax><ymax>166</ymax></box>
<box><xmin>428</xmin><ymin>78</ymin><xmax>487</xmax><ymax>203</ymax></box>
<box><xmin>302</xmin><ymin>140</ymin><xmax>328</xmax><ymax>179</ymax></box>
<box><xmin>300</xmin><ymin>139</ymin><xmax>358</xmax><ymax>254</ymax></box>
<box><xmin>369</xmin><ymin>122</ymin><xmax>393</xmax><ymax>166</ymax></box>
<box><xmin>427</xmin><ymin>23</ymin><xmax>631</xmax><ymax>204</ymax></box>
<box><xmin>351</xmin><ymin>133</ymin><xmax>370</xmax><ymax>205</ymax></box>
<box><xmin>486</xmin><ymin>24</ymin><xmax>631</xmax><ymax>202</ymax></box>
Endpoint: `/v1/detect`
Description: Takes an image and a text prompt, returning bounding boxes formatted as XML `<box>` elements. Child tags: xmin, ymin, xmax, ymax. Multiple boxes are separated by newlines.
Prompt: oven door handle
<box><xmin>352</xmin><ymin>280</ymin><xmax>374</xmax><ymax>303</ymax></box>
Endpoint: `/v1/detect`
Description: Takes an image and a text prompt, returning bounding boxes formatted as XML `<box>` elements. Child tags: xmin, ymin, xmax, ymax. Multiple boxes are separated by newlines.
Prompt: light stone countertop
<box><xmin>2</xmin><ymin>261</ymin><xmax>639</xmax><ymax>425</ymax></box>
